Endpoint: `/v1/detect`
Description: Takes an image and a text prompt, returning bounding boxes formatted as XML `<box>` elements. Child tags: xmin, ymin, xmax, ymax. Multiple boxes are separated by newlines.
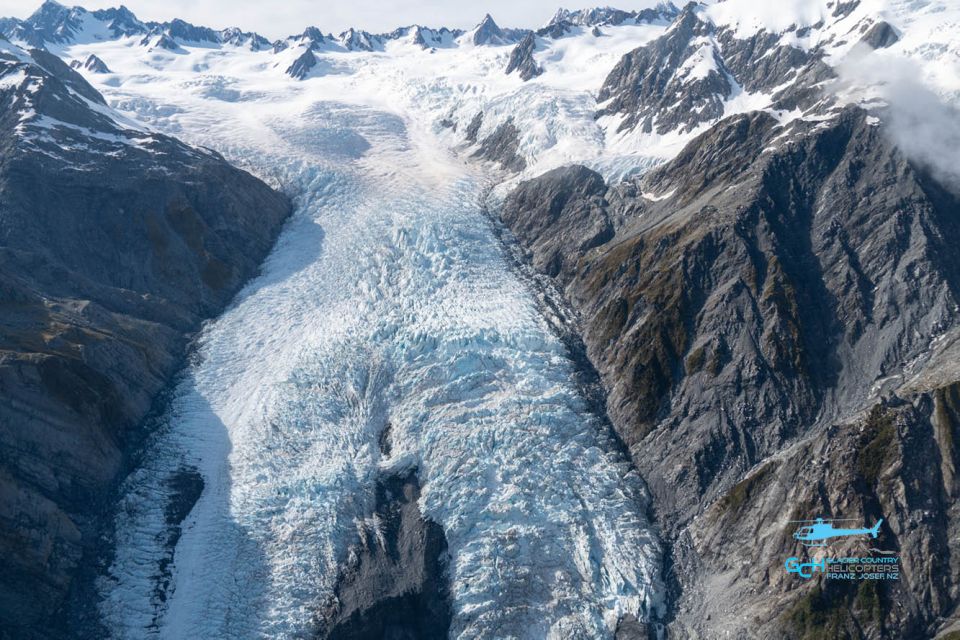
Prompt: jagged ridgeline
<box><xmin>1</xmin><ymin>0</ymin><xmax>959</xmax><ymax>639</ymax></box>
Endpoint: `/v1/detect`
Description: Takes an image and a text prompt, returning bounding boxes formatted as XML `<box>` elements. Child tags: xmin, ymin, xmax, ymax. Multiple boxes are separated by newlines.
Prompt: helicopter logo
<box><xmin>791</xmin><ymin>517</ymin><xmax>883</xmax><ymax>547</ymax></box>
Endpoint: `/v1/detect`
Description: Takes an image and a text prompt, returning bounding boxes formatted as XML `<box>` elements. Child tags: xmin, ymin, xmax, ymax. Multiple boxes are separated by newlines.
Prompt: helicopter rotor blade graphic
<box><xmin>788</xmin><ymin>518</ymin><xmax>861</xmax><ymax>523</ymax></box>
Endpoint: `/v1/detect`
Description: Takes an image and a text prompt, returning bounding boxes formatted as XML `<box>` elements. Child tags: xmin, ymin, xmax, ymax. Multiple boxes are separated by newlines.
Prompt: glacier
<box><xmin>91</xmin><ymin>67</ymin><xmax>663</xmax><ymax>639</ymax></box>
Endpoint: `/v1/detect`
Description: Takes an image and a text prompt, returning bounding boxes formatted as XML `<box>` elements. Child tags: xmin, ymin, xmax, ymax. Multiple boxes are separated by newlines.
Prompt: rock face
<box><xmin>139</xmin><ymin>32</ymin><xmax>179</xmax><ymax>51</ymax></box>
<box><xmin>464</xmin><ymin>111</ymin><xmax>483</xmax><ymax>143</ymax></box>
<box><xmin>317</xmin><ymin>469</ymin><xmax>451</xmax><ymax>640</ymax></box>
<box><xmin>69</xmin><ymin>53</ymin><xmax>109</xmax><ymax>73</ymax></box>
<box><xmin>286</xmin><ymin>48</ymin><xmax>318</xmax><ymax>79</ymax></box>
<box><xmin>0</xmin><ymin>41</ymin><xmax>290</xmax><ymax>639</ymax></box>
<box><xmin>472</xmin><ymin>117</ymin><xmax>525</xmax><ymax>172</ymax></box>
<box><xmin>500</xmin><ymin>104</ymin><xmax>960</xmax><ymax>638</ymax></box>
<box><xmin>505</xmin><ymin>32</ymin><xmax>542</xmax><ymax>81</ymax></box>
<box><xmin>860</xmin><ymin>20</ymin><xmax>900</xmax><ymax>50</ymax></box>
<box><xmin>288</xmin><ymin>26</ymin><xmax>329</xmax><ymax>51</ymax></box>
<box><xmin>338</xmin><ymin>28</ymin><xmax>380</xmax><ymax>52</ymax></box>
<box><xmin>596</xmin><ymin>3</ymin><xmax>829</xmax><ymax>135</ymax></box>
<box><xmin>396</xmin><ymin>25</ymin><xmax>462</xmax><ymax>50</ymax></box>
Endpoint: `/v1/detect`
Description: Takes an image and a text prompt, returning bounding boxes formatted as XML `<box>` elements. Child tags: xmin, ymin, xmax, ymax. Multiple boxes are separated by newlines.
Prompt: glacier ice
<box><xmin>95</xmin><ymin>95</ymin><xmax>663</xmax><ymax>638</ymax></box>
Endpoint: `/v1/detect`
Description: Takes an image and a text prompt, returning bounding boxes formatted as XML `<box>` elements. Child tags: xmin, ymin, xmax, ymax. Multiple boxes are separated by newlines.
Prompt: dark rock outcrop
<box><xmin>161</xmin><ymin>17</ymin><xmax>220</xmax><ymax>44</ymax></box>
<box><xmin>505</xmin><ymin>32</ymin><xmax>542</xmax><ymax>81</ymax></box>
<box><xmin>472</xmin><ymin>118</ymin><xmax>525</xmax><ymax>172</ymax></box>
<box><xmin>317</xmin><ymin>469</ymin><xmax>451</xmax><ymax>640</ymax></box>
<box><xmin>286</xmin><ymin>48</ymin><xmax>317</xmax><ymax>79</ymax></box>
<box><xmin>860</xmin><ymin>20</ymin><xmax>900</xmax><ymax>50</ymax></box>
<box><xmin>289</xmin><ymin>26</ymin><xmax>329</xmax><ymax>51</ymax></box>
<box><xmin>139</xmin><ymin>32</ymin><xmax>179</xmax><ymax>51</ymax></box>
<box><xmin>500</xmin><ymin>164</ymin><xmax>610</xmax><ymax>276</ymax></box>
<box><xmin>219</xmin><ymin>27</ymin><xmax>270</xmax><ymax>50</ymax></box>
<box><xmin>0</xmin><ymin>42</ymin><xmax>290</xmax><ymax>639</ymax></box>
<box><xmin>69</xmin><ymin>53</ymin><xmax>110</xmax><ymax>73</ymax></box>
<box><xmin>391</xmin><ymin>25</ymin><xmax>461</xmax><ymax>50</ymax></box>
<box><xmin>464</xmin><ymin>111</ymin><xmax>483</xmax><ymax>143</ymax></box>
<box><xmin>500</xmin><ymin>104</ymin><xmax>960</xmax><ymax>638</ymax></box>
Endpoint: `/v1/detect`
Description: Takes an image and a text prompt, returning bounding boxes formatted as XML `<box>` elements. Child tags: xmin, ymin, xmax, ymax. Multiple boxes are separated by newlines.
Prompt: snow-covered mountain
<box><xmin>2</xmin><ymin>0</ymin><xmax>960</xmax><ymax>639</ymax></box>
<box><xmin>6</xmin><ymin>0</ymin><xmax>955</xmax><ymax>182</ymax></box>
<box><xmin>5</xmin><ymin>0</ymin><xmax>953</xmax><ymax>185</ymax></box>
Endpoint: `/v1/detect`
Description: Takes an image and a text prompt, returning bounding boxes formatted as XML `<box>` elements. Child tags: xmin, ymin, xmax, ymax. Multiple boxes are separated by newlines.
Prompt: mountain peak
<box><xmin>28</xmin><ymin>0</ymin><xmax>70</xmax><ymax>21</ymax></box>
<box><xmin>471</xmin><ymin>12</ymin><xmax>516</xmax><ymax>46</ymax></box>
<box><xmin>338</xmin><ymin>27</ymin><xmax>380</xmax><ymax>52</ymax></box>
<box><xmin>548</xmin><ymin>8</ymin><xmax>570</xmax><ymax>26</ymax></box>
<box><xmin>19</xmin><ymin>0</ymin><xmax>85</xmax><ymax>46</ymax></box>
<box><xmin>70</xmin><ymin>52</ymin><xmax>111</xmax><ymax>73</ymax></box>
<box><xmin>36</xmin><ymin>0</ymin><xmax>65</xmax><ymax>10</ymax></box>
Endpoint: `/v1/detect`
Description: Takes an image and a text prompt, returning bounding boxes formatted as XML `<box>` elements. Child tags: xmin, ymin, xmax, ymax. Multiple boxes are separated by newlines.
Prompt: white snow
<box><xmin>641</xmin><ymin>187</ymin><xmax>676</xmax><ymax>202</ymax></box>
<box><xmin>702</xmin><ymin>0</ymin><xmax>834</xmax><ymax>40</ymax></box>
<box><xmin>51</xmin><ymin>17</ymin><xmax>675</xmax><ymax>182</ymax></box>
<box><xmin>677</xmin><ymin>40</ymin><xmax>719</xmax><ymax>82</ymax></box>
<box><xmin>0</xmin><ymin>68</ymin><xmax>27</xmax><ymax>90</ymax></box>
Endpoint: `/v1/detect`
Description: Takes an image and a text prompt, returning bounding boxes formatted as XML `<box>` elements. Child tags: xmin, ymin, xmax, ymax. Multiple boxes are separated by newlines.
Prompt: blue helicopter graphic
<box><xmin>791</xmin><ymin>517</ymin><xmax>883</xmax><ymax>547</ymax></box>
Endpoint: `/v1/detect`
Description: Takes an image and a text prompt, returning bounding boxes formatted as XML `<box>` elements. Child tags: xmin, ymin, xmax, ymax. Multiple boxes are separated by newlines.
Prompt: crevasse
<box><xmin>97</xmin><ymin>97</ymin><xmax>662</xmax><ymax>639</ymax></box>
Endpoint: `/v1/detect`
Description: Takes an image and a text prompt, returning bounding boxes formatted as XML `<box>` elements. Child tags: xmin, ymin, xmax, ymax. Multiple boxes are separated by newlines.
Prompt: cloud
<box><xmin>835</xmin><ymin>45</ymin><xmax>960</xmax><ymax>192</ymax></box>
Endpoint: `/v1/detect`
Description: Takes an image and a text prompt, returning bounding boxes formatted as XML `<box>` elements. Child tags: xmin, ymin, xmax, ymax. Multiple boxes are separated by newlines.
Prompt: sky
<box><xmin>0</xmin><ymin>0</ymin><xmax>664</xmax><ymax>39</ymax></box>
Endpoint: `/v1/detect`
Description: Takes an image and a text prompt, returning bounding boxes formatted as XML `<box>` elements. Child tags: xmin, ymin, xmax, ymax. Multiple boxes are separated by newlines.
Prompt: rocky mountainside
<box><xmin>505</xmin><ymin>32</ymin><xmax>543</xmax><ymax>81</ymax></box>
<box><xmin>0</xmin><ymin>37</ymin><xmax>290</xmax><ymax>639</ymax></box>
<box><xmin>595</xmin><ymin>3</ymin><xmax>830</xmax><ymax>134</ymax></box>
<box><xmin>499</xmin><ymin>10</ymin><xmax>960</xmax><ymax>638</ymax></box>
